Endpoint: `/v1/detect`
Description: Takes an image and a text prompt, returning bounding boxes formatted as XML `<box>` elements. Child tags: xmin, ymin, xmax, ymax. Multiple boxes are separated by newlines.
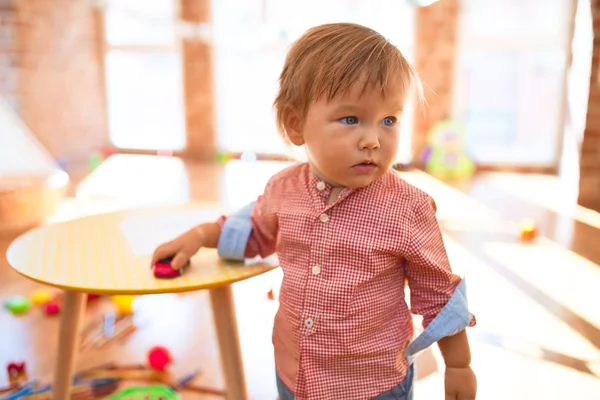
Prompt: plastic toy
<box><xmin>106</xmin><ymin>385</ymin><xmax>180</xmax><ymax>400</ymax></box>
<box><xmin>519</xmin><ymin>218</ymin><xmax>537</xmax><ymax>241</ymax></box>
<box><xmin>30</xmin><ymin>289</ymin><xmax>54</xmax><ymax>306</ymax></box>
<box><xmin>421</xmin><ymin>120</ymin><xmax>475</xmax><ymax>181</ymax></box>
<box><xmin>153</xmin><ymin>256</ymin><xmax>190</xmax><ymax>279</ymax></box>
<box><xmin>4</xmin><ymin>296</ymin><xmax>31</xmax><ymax>314</ymax></box>
<box><xmin>111</xmin><ymin>295</ymin><xmax>135</xmax><ymax>315</ymax></box>
<box><xmin>148</xmin><ymin>346</ymin><xmax>172</xmax><ymax>371</ymax></box>
<box><xmin>1</xmin><ymin>377</ymin><xmax>118</xmax><ymax>399</ymax></box>
<box><xmin>6</xmin><ymin>362</ymin><xmax>27</xmax><ymax>383</ymax></box>
<box><xmin>1</xmin><ymin>362</ymin><xmax>224</xmax><ymax>399</ymax></box>
<box><xmin>44</xmin><ymin>303</ymin><xmax>60</xmax><ymax>316</ymax></box>
<box><xmin>86</xmin><ymin>293</ymin><xmax>101</xmax><ymax>302</ymax></box>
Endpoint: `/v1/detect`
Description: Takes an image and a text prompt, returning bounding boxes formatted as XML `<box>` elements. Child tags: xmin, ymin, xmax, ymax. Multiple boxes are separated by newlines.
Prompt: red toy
<box><xmin>7</xmin><ymin>361</ymin><xmax>27</xmax><ymax>383</ymax></box>
<box><xmin>44</xmin><ymin>303</ymin><xmax>60</xmax><ymax>315</ymax></box>
<box><xmin>152</xmin><ymin>256</ymin><xmax>190</xmax><ymax>279</ymax></box>
<box><xmin>147</xmin><ymin>346</ymin><xmax>172</xmax><ymax>371</ymax></box>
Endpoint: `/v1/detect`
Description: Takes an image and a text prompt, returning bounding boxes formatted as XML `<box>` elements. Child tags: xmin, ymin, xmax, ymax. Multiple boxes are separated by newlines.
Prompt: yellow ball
<box><xmin>31</xmin><ymin>289</ymin><xmax>54</xmax><ymax>306</ymax></box>
<box><xmin>112</xmin><ymin>295</ymin><xmax>135</xmax><ymax>315</ymax></box>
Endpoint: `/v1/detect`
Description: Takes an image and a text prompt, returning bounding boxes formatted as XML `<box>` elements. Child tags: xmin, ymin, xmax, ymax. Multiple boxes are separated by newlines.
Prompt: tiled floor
<box><xmin>1</xmin><ymin>155</ymin><xmax>600</xmax><ymax>399</ymax></box>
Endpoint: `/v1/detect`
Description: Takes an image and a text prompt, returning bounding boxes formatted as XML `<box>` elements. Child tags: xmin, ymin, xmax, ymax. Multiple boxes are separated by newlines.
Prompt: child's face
<box><xmin>294</xmin><ymin>80</ymin><xmax>405</xmax><ymax>188</ymax></box>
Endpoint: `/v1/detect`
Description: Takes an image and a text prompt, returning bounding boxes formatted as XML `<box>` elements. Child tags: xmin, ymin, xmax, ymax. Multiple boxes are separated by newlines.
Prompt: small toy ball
<box><xmin>519</xmin><ymin>218</ymin><xmax>537</xmax><ymax>241</ymax></box>
<box><xmin>111</xmin><ymin>295</ymin><xmax>135</xmax><ymax>315</ymax></box>
<box><xmin>44</xmin><ymin>303</ymin><xmax>60</xmax><ymax>315</ymax></box>
<box><xmin>87</xmin><ymin>293</ymin><xmax>101</xmax><ymax>302</ymax></box>
<box><xmin>147</xmin><ymin>346</ymin><xmax>172</xmax><ymax>371</ymax></box>
<box><xmin>31</xmin><ymin>289</ymin><xmax>54</xmax><ymax>306</ymax></box>
<box><xmin>4</xmin><ymin>296</ymin><xmax>31</xmax><ymax>314</ymax></box>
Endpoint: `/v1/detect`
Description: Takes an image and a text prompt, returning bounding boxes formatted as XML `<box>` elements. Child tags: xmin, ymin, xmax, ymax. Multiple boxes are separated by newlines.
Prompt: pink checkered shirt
<box><xmin>230</xmin><ymin>163</ymin><xmax>463</xmax><ymax>399</ymax></box>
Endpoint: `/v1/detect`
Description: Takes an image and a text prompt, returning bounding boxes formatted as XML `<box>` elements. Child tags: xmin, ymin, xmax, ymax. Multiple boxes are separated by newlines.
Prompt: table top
<box><xmin>6</xmin><ymin>203</ymin><xmax>278</xmax><ymax>295</ymax></box>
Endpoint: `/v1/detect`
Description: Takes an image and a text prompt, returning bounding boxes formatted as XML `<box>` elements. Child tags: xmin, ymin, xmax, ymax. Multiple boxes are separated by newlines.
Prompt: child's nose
<box><xmin>358</xmin><ymin>128</ymin><xmax>380</xmax><ymax>150</ymax></box>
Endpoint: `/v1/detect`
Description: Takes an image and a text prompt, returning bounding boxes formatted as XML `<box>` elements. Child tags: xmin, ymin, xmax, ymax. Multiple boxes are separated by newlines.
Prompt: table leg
<box><xmin>209</xmin><ymin>284</ymin><xmax>248</xmax><ymax>400</ymax></box>
<box><xmin>53</xmin><ymin>290</ymin><xmax>86</xmax><ymax>399</ymax></box>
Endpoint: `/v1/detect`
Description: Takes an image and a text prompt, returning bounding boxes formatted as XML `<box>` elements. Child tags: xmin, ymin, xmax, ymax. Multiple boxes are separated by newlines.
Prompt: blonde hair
<box><xmin>274</xmin><ymin>22</ymin><xmax>421</xmax><ymax>142</ymax></box>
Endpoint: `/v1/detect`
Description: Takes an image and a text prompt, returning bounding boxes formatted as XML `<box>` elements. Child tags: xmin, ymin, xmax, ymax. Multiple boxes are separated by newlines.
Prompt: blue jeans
<box><xmin>276</xmin><ymin>364</ymin><xmax>414</xmax><ymax>400</ymax></box>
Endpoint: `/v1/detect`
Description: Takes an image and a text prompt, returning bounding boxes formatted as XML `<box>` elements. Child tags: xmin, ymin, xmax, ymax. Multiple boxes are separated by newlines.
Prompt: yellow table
<box><xmin>6</xmin><ymin>204</ymin><xmax>277</xmax><ymax>400</ymax></box>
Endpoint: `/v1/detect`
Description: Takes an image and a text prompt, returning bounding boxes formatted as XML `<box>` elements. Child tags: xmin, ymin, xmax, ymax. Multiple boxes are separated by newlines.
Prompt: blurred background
<box><xmin>1</xmin><ymin>0</ymin><xmax>600</xmax><ymax>399</ymax></box>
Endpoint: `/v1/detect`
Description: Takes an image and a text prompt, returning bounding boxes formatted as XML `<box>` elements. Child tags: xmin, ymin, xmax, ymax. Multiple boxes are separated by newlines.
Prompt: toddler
<box><xmin>152</xmin><ymin>22</ymin><xmax>476</xmax><ymax>400</ymax></box>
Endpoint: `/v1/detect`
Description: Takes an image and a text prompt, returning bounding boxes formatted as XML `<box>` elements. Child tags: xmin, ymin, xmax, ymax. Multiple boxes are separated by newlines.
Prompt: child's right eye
<box><xmin>339</xmin><ymin>116</ymin><xmax>359</xmax><ymax>125</ymax></box>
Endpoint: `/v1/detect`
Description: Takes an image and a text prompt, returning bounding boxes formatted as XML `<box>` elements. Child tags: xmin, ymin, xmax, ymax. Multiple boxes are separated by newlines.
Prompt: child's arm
<box><xmin>437</xmin><ymin>329</ymin><xmax>471</xmax><ymax>368</ymax></box>
<box><xmin>151</xmin><ymin>221</ymin><xmax>222</xmax><ymax>269</ymax></box>
<box><xmin>404</xmin><ymin>196</ymin><xmax>477</xmax><ymax>398</ymax></box>
<box><xmin>151</xmin><ymin>180</ymin><xmax>278</xmax><ymax>268</ymax></box>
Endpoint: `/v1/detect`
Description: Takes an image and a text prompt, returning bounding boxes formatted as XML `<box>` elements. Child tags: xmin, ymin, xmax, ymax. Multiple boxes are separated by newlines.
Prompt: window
<box><xmin>454</xmin><ymin>0</ymin><xmax>574</xmax><ymax>168</ymax></box>
<box><xmin>103</xmin><ymin>0</ymin><xmax>186</xmax><ymax>151</ymax></box>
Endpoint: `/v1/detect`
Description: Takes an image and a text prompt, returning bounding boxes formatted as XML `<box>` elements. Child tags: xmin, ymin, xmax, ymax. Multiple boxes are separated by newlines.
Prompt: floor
<box><xmin>2</xmin><ymin>154</ymin><xmax>600</xmax><ymax>399</ymax></box>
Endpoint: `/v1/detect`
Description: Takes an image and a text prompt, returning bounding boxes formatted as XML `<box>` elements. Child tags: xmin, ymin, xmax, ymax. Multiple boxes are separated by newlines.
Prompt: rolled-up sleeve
<box><xmin>217</xmin><ymin>201</ymin><xmax>255</xmax><ymax>261</ymax></box>
<box><xmin>216</xmin><ymin>179</ymin><xmax>279</xmax><ymax>261</ymax></box>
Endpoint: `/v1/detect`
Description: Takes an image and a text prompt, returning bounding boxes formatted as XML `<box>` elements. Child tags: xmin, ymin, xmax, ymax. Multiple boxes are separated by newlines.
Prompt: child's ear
<box><xmin>283</xmin><ymin>107</ymin><xmax>304</xmax><ymax>146</ymax></box>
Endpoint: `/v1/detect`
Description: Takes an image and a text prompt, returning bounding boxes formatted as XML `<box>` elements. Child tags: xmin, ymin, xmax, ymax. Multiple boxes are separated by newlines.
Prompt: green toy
<box><xmin>4</xmin><ymin>296</ymin><xmax>31</xmax><ymax>314</ymax></box>
<box><xmin>421</xmin><ymin>120</ymin><xmax>475</xmax><ymax>180</ymax></box>
<box><xmin>106</xmin><ymin>385</ymin><xmax>180</xmax><ymax>399</ymax></box>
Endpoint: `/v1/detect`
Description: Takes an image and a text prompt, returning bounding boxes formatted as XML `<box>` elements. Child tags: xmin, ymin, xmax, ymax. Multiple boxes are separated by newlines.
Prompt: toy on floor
<box><xmin>111</xmin><ymin>295</ymin><xmax>135</xmax><ymax>316</ymax></box>
<box><xmin>519</xmin><ymin>218</ymin><xmax>538</xmax><ymax>242</ymax></box>
<box><xmin>106</xmin><ymin>384</ymin><xmax>180</xmax><ymax>400</ymax></box>
<box><xmin>30</xmin><ymin>289</ymin><xmax>54</xmax><ymax>306</ymax></box>
<box><xmin>148</xmin><ymin>346</ymin><xmax>172</xmax><ymax>371</ymax></box>
<box><xmin>421</xmin><ymin>120</ymin><xmax>475</xmax><ymax>181</ymax></box>
<box><xmin>6</xmin><ymin>361</ymin><xmax>27</xmax><ymax>384</ymax></box>
<box><xmin>1</xmin><ymin>376</ymin><xmax>118</xmax><ymax>400</ymax></box>
<box><xmin>44</xmin><ymin>303</ymin><xmax>60</xmax><ymax>315</ymax></box>
<box><xmin>28</xmin><ymin>289</ymin><xmax>61</xmax><ymax>316</ymax></box>
<box><xmin>77</xmin><ymin>363</ymin><xmax>223</xmax><ymax>396</ymax></box>
<box><xmin>4</xmin><ymin>296</ymin><xmax>31</xmax><ymax>315</ymax></box>
<box><xmin>153</xmin><ymin>256</ymin><xmax>190</xmax><ymax>279</ymax></box>
<box><xmin>2</xmin><ymin>358</ymin><xmax>225</xmax><ymax>399</ymax></box>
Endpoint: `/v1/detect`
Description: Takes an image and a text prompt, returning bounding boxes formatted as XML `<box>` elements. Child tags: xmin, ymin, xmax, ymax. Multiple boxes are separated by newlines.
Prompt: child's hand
<box><xmin>444</xmin><ymin>366</ymin><xmax>477</xmax><ymax>400</ymax></box>
<box><xmin>151</xmin><ymin>227</ymin><xmax>204</xmax><ymax>270</ymax></box>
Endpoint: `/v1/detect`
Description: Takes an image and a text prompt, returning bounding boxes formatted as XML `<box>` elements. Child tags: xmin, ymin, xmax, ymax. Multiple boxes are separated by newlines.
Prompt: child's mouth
<box><xmin>352</xmin><ymin>161</ymin><xmax>377</xmax><ymax>173</ymax></box>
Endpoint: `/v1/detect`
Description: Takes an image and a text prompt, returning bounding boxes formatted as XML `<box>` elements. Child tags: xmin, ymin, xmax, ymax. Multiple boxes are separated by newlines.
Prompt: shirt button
<box><xmin>305</xmin><ymin>318</ymin><xmax>313</xmax><ymax>328</ymax></box>
<box><xmin>319</xmin><ymin>213</ymin><xmax>329</xmax><ymax>223</ymax></box>
<box><xmin>311</xmin><ymin>265</ymin><xmax>321</xmax><ymax>275</ymax></box>
<box><xmin>316</xmin><ymin>181</ymin><xmax>326</xmax><ymax>191</ymax></box>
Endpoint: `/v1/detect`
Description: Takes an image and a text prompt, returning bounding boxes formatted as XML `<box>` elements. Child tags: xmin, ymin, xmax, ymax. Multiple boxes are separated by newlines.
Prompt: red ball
<box><xmin>44</xmin><ymin>303</ymin><xmax>60</xmax><ymax>315</ymax></box>
<box><xmin>147</xmin><ymin>346</ymin><xmax>172</xmax><ymax>371</ymax></box>
<box><xmin>87</xmin><ymin>294</ymin><xmax>101</xmax><ymax>301</ymax></box>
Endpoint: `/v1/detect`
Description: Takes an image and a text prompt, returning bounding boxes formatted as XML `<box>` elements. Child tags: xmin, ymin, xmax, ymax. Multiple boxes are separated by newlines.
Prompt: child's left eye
<box><xmin>340</xmin><ymin>116</ymin><xmax>359</xmax><ymax>125</ymax></box>
<box><xmin>382</xmin><ymin>117</ymin><xmax>397</xmax><ymax>127</ymax></box>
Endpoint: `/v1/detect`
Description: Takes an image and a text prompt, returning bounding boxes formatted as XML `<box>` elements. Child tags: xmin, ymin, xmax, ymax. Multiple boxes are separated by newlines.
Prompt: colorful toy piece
<box><xmin>111</xmin><ymin>295</ymin><xmax>135</xmax><ymax>316</ymax></box>
<box><xmin>44</xmin><ymin>303</ymin><xmax>60</xmax><ymax>316</ymax></box>
<box><xmin>4</xmin><ymin>296</ymin><xmax>31</xmax><ymax>315</ymax></box>
<box><xmin>86</xmin><ymin>293</ymin><xmax>101</xmax><ymax>302</ymax></box>
<box><xmin>106</xmin><ymin>385</ymin><xmax>180</xmax><ymax>400</ymax></box>
<box><xmin>153</xmin><ymin>256</ymin><xmax>190</xmax><ymax>279</ymax></box>
<box><xmin>6</xmin><ymin>361</ymin><xmax>27</xmax><ymax>384</ymax></box>
<box><xmin>148</xmin><ymin>346</ymin><xmax>172</xmax><ymax>371</ymax></box>
<box><xmin>30</xmin><ymin>289</ymin><xmax>54</xmax><ymax>306</ymax></box>
<box><xmin>519</xmin><ymin>218</ymin><xmax>538</xmax><ymax>242</ymax></box>
<box><xmin>421</xmin><ymin>120</ymin><xmax>475</xmax><ymax>181</ymax></box>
